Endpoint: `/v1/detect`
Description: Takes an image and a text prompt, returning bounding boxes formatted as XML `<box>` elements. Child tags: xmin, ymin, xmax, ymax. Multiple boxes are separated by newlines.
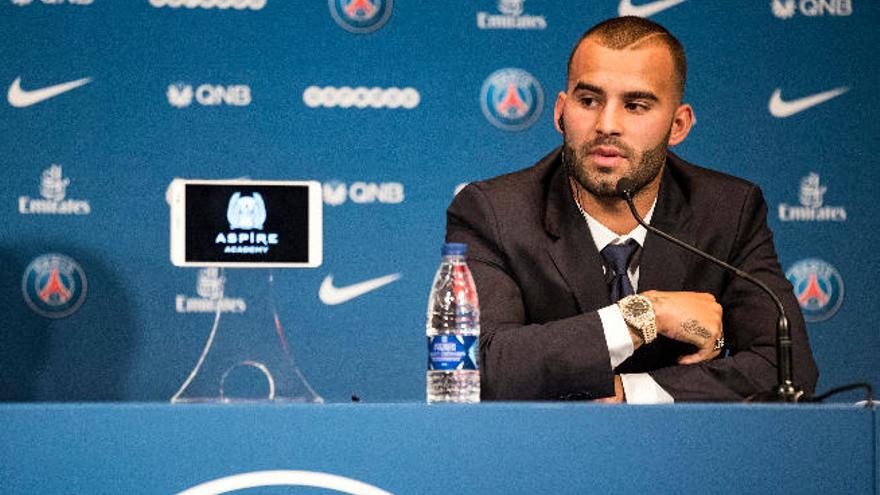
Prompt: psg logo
<box><xmin>328</xmin><ymin>0</ymin><xmax>393</xmax><ymax>33</ymax></box>
<box><xmin>786</xmin><ymin>258</ymin><xmax>844</xmax><ymax>323</ymax></box>
<box><xmin>480</xmin><ymin>68</ymin><xmax>543</xmax><ymax>131</ymax></box>
<box><xmin>21</xmin><ymin>253</ymin><xmax>88</xmax><ymax>319</ymax></box>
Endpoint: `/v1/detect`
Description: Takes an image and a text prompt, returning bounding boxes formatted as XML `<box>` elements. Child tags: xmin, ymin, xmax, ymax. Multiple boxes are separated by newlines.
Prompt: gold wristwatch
<box><xmin>617</xmin><ymin>294</ymin><xmax>657</xmax><ymax>345</ymax></box>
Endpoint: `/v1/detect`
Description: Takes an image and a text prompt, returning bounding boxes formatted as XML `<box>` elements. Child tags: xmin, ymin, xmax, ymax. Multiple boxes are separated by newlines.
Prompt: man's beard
<box><xmin>562</xmin><ymin>130</ymin><xmax>669</xmax><ymax>198</ymax></box>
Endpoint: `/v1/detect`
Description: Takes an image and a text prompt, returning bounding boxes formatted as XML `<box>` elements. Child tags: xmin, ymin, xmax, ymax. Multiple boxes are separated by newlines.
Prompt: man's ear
<box><xmin>554</xmin><ymin>91</ymin><xmax>566</xmax><ymax>134</ymax></box>
<box><xmin>667</xmin><ymin>103</ymin><xmax>694</xmax><ymax>146</ymax></box>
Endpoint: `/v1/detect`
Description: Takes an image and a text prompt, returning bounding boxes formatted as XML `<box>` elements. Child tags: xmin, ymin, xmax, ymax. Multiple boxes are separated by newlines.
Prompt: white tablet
<box><xmin>169</xmin><ymin>179</ymin><xmax>322</xmax><ymax>268</ymax></box>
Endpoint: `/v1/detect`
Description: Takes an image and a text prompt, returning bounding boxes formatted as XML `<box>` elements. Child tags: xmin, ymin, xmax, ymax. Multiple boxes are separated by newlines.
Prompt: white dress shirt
<box><xmin>578</xmin><ymin>202</ymin><xmax>675</xmax><ymax>404</ymax></box>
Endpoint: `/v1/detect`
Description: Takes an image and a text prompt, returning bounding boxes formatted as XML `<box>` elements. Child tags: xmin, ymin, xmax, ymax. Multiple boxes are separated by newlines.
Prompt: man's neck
<box><xmin>571</xmin><ymin>174</ymin><xmax>661</xmax><ymax>235</ymax></box>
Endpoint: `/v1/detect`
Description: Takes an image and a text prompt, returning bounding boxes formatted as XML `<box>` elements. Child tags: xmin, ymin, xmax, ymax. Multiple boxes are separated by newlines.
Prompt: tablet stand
<box><xmin>171</xmin><ymin>268</ymin><xmax>322</xmax><ymax>403</ymax></box>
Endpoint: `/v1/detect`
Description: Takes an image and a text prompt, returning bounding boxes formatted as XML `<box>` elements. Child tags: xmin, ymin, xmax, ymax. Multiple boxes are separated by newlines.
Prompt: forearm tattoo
<box><xmin>680</xmin><ymin>319</ymin><xmax>712</xmax><ymax>340</ymax></box>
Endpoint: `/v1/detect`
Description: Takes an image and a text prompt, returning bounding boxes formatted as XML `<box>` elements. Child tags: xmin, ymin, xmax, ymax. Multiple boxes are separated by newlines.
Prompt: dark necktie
<box><xmin>600</xmin><ymin>239</ymin><xmax>639</xmax><ymax>303</ymax></box>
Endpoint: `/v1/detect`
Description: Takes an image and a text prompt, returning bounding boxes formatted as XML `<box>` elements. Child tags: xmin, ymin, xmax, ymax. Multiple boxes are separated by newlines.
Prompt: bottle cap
<box><xmin>442</xmin><ymin>243</ymin><xmax>467</xmax><ymax>256</ymax></box>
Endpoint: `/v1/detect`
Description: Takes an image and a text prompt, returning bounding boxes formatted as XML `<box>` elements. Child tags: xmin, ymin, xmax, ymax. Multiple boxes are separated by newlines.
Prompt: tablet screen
<box><xmin>172</xmin><ymin>181</ymin><xmax>321</xmax><ymax>267</ymax></box>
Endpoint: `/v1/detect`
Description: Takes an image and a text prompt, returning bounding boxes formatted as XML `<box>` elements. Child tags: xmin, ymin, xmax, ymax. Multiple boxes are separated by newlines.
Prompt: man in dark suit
<box><xmin>446</xmin><ymin>17</ymin><xmax>818</xmax><ymax>402</ymax></box>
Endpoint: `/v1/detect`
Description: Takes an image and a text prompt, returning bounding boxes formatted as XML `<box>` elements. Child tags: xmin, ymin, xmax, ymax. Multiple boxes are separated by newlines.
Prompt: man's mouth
<box><xmin>588</xmin><ymin>146</ymin><xmax>627</xmax><ymax>167</ymax></box>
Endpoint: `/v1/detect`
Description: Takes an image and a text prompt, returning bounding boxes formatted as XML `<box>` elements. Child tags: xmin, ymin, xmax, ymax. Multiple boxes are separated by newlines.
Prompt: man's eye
<box><xmin>625</xmin><ymin>102</ymin><xmax>648</xmax><ymax>112</ymax></box>
<box><xmin>580</xmin><ymin>97</ymin><xmax>596</xmax><ymax>107</ymax></box>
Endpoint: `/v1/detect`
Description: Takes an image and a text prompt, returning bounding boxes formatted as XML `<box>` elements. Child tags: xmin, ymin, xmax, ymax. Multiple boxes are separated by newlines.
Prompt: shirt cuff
<box><xmin>598</xmin><ymin>304</ymin><xmax>634</xmax><ymax>369</ymax></box>
<box><xmin>620</xmin><ymin>373</ymin><xmax>675</xmax><ymax>404</ymax></box>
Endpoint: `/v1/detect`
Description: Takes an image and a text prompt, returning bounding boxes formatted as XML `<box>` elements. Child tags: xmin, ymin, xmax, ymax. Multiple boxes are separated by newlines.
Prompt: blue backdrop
<box><xmin>1</xmin><ymin>0</ymin><xmax>877</xmax><ymax>403</ymax></box>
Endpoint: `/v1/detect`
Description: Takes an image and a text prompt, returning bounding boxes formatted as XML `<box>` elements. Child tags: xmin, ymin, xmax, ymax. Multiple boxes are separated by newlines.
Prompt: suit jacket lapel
<box><xmin>541</xmin><ymin>151</ymin><xmax>696</xmax><ymax>308</ymax></box>
<box><xmin>543</xmin><ymin>152</ymin><xmax>611</xmax><ymax>312</ymax></box>
<box><xmin>638</xmin><ymin>158</ymin><xmax>696</xmax><ymax>292</ymax></box>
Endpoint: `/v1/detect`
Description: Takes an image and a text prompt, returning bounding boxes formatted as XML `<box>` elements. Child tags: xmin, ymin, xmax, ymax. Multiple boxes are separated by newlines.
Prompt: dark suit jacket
<box><xmin>446</xmin><ymin>148</ymin><xmax>818</xmax><ymax>401</ymax></box>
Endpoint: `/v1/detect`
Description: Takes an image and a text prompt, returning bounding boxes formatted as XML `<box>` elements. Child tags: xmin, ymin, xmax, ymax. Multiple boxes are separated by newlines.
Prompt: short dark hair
<box><xmin>566</xmin><ymin>16</ymin><xmax>687</xmax><ymax>100</ymax></box>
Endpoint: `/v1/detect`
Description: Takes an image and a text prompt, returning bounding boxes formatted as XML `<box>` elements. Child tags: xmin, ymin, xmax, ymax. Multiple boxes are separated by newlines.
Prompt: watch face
<box><xmin>620</xmin><ymin>296</ymin><xmax>656</xmax><ymax>345</ymax></box>
<box><xmin>627</xmin><ymin>297</ymin><xmax>650</xmax><ymax>317</ymax></box>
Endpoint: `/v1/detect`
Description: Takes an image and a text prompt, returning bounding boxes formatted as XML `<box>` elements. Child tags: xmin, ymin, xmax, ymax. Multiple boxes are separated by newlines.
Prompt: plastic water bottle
<box><xmin>426</xmin><ymin>242</ymin><xmax>480</xmax><ymax>403</ymax></box>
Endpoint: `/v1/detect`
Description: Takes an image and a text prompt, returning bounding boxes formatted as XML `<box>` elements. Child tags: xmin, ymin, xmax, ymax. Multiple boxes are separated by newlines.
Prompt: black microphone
<box><xmin>615</xmin><ymin>178</ymin><xmax>803</xmax><ymax>402</ymax></box>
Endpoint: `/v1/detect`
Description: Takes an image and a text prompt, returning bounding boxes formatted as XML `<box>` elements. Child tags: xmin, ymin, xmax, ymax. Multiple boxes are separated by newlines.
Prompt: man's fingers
<box><xmin>677</xmin><ymin>353</ymin><xmax>703</xmax><ymax>365</ymax></box>
<box><xmin>677</xmin><ymin>348</ymin><xmax>721</xmax><ymax>365</ymax></box>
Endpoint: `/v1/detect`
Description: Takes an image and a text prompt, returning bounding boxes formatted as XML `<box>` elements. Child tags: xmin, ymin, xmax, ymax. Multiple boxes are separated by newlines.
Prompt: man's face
<box><xmin>556</xmin><ymin>38</ymin><xmax>685</xmax><ymax>197</ymax></box>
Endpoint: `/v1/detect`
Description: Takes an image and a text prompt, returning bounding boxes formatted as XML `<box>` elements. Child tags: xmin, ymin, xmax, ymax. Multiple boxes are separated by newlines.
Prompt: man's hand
<box><xmin>642</xmin><ymin>290</ymin><xmax>723</xmax><ymax>365</ymax></box>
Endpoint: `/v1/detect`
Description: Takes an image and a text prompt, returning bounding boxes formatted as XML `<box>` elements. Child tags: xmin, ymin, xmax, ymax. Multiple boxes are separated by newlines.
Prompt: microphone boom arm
<box><xmin>617</xmin><ymin>181</ymin><xmax>801</xmax><ymax>402</ymax></box>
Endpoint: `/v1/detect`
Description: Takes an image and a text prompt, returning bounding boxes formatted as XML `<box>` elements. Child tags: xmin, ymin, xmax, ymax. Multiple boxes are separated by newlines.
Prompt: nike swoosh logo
<box><xmin>618</xmin><ymin>0</ymin><xmax>687</xmax><ymax>17</ymax></box>
<box><xmin>319</xmin><ymin>273</ymin><xmax>401</xmax><ymax>305</ymax></box>
<box><xmin>7</xmin><ymin>76</ymin><xmax>92</xmax><ymax>108</ymax></box>
<box><xmin>768</xmin><ymin>87</ymin><xmax>849</xmax><ymax>118</ymax></box>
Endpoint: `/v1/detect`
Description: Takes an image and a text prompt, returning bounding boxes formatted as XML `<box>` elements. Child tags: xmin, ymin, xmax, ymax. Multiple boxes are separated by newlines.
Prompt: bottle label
<box><xmin>427</xmin><ymin>334</ymin><xmax>478</xmax><ymax>370</ymax></box>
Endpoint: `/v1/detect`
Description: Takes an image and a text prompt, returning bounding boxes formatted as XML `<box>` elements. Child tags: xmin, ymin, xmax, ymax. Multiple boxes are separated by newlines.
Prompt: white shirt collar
<box><xmin>581</xmin><ymin>199</ymin><xmax>656</xmax><ymax>253</ymax></box>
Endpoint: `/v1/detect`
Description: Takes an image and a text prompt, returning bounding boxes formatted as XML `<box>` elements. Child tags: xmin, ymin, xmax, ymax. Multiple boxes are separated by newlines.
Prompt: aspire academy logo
<box><xmin>215</xmin><ymin>192</ymin><xmax>278</xmax><ymax>255</ymax></box>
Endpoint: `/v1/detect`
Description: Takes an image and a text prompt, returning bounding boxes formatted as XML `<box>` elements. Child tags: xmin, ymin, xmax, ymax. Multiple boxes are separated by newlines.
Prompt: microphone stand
<box><xmin>616</xmin><ymin>180</ymin><xmax>804</xmax><ymax>402</ymax></box>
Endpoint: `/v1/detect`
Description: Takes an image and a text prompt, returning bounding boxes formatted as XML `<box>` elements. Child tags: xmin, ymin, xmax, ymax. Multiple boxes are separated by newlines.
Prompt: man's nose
<box><xmin>595</xmin><ymin>104</ymin><xmax>622</xmax><ymax>136</ymax></box>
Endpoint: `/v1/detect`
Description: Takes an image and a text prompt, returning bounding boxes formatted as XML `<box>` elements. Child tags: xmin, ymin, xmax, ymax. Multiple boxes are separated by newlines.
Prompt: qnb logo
<box><xmin>149</xmin><ymin>0</ymin><xmax>266</xmax><ymax>10</ymax></box>
<box><xmin>167</xmin><ymin>83</ymin><xmax>252</xmax><ymax>108</ymax></box>
<box><xmin>10</xmin><ymin>0</ymin><xmax>93</xmax><ymax>6</ymax></box>
<box><xmin>328</xmin><ymin>0</ymin><xmax>393</xmax><ymax>33</ymax></box>
<box><xmin>477</xmin><ymin>0</ymin><xmax>547</xmax><ymax>30</ymax></box>
<box><xmin>778</xmin><ymin>172</ymin><xmax>847</xmax><ymax>222</ymax></box>
<box><xmin>771</xmin><ymin>0</ymin><xmax>852</xmax><ymax>19</ymax></box>
<box><xmin>215</xmin><ymin>192</ymin><xmax>279</xmax><ymax>254</ymax></box>
<box><xmin>19</xmin><ymin>164</ymin><xmax>91</xmax><ymax>215</ymax></box>
<box><xmin>480</xmin><ymin>68</ymin><xmax>543</xmax><ymax>131</ymax></box>
<box><xmin>303</xmin><ymin>86</ymin><xmax>419</xmax><ymax>110</ymax></box>
<box><xmin>176</xmin><ymin>268</ymin><xmax>247</xmax><ymax>314</ymax></box>
<box><xmin>786</xmin><ymin>258</ymin><xmax>844</xmax><ymax>322</ymax></box>
<box><xmin>22</xmin><ymin>253</ymin><xmax>88</xmax><ymax>319</ymax></box>
<box><xmin>322</xmin><ymin>181</ymin><xmax>404</xmax><ymax>206</ymax></box>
